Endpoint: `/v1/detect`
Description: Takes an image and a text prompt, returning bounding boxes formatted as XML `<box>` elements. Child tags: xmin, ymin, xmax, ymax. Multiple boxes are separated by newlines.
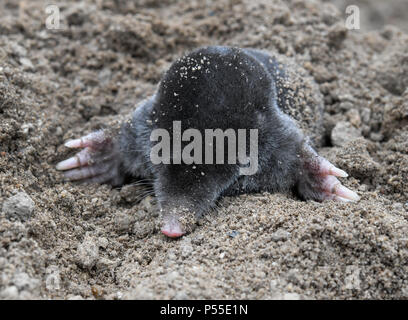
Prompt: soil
<box><xmin>0</xmin><ymin>0</ymin><xmax>407</xmax><ymax>299</ymax></box>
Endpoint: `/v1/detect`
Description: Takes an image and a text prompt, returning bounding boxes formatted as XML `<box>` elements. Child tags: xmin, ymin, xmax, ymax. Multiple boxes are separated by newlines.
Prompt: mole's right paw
<box><xmin>56</xmin><ymin>130</ymin><xmax>124</xmax><ymax>186</ymax></box>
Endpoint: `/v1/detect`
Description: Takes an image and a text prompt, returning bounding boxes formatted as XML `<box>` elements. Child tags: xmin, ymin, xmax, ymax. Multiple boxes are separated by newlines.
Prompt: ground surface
<box><xmin>0</xmin><ymin>0</ymin><xmax>407</xmax><ymax>299</ymax></box>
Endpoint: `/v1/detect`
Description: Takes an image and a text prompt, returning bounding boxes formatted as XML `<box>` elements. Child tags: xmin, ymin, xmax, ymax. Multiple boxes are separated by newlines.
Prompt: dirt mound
<box><xmin>0</xmin><ymin>0</ymin><xmax>407</xmax><ymax>299</ymax></box>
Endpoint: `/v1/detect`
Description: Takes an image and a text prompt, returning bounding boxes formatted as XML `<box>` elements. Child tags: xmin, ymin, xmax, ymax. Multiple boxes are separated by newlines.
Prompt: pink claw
<box><xmin>62</xmin><ymin>162</ymin><xmax>110</xmax><ymax>181</ymax></box>
<box><xmin>334</xmin><ymin>196</ymin><xmax>353</xmax><ymax>203</ymax></box>
<box><xmin>322</xmin><ymin>175</ymin><xmax>360</xmax><ymax>202</ymax></box>
<box><xmin>64</xmin><ymin>130</ymin><xmax>107</xmax><ymax>149</ymax></box>
<box><xmin>333</xmin><ymin>183</ymin><xmax>360</xmax><ymax>201</ymax></box>
<box><xmin>56</xmin><ymin>148</ymin><xmax>92</xmax><ymax>171</ymax></box>
<box><xmin>319</xmin><ymin>159</ymin><xmax>348</xmax><ymax>178</ymax></box>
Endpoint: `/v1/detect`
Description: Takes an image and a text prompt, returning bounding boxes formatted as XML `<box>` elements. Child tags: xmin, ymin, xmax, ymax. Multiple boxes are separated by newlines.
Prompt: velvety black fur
<box><xmin>118</xmin><ymin>46</ymin><xmax>324</xmax><ymax>217</ymax></box>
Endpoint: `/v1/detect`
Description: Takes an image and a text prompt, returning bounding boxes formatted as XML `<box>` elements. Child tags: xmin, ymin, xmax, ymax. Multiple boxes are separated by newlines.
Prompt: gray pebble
<box><xmin>339</xmin><ymin>101</ymin><xmax>353</xmax><ymax>111</ymax></box>
<box><xmin>331</xmin><ymin>121</ymin><xmax>362</xmax><ymax>147</ymax></box>
<box><xmin>2</xmin><ymin>191</ymin><xmax>35</xmax><ymax>222</ymax></box>
<box><xmin>0</xmin><ymin>286</ymin><xmax>19</xmax><ymax>300</ymax></box>
<box><xmin>271</xmin><ymin>228</ymin><xmax>291</xmax><ymax>241</ymax></box>
<box><xmin>115</xmin><ymin>212</ymin><xmax>135</xmax><ymax>233</ymax></box>
<box><xmin>180</xmin><ymin>244</ymin><xmax>193</xmax><ymax>258</ymax></box>
<box><xmin>360</xmin><ymin>107</ymin><xmax>371</xmax><ymax>124</ymax></box>
<box><xmin>76</xmin><ymin>235</ymin><xmax>99</xmax><ymax>269</ymax></box>
<box><xmin>369</xmin><ymin>132</ymin><xmax>383</xmax><ymax>142</ymax></box>
<box><xmin>228</xmin><ymin>230</ymin><xmax>239</xmax><ymax>238</ymax></box>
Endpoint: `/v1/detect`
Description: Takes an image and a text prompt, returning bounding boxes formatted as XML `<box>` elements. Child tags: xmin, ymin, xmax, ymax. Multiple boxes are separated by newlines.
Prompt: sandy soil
<box><xmin>0</xmin><ymin>0</ymin><xmax>407</xmax><ymax>299</ymax></box>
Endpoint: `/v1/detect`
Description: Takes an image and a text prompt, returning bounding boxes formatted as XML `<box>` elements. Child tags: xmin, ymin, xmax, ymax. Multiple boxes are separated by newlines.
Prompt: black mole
<box><xmin>56</xmin><ymin>46</ymin><xmax>359</xmax><ymax>238</ymax></box>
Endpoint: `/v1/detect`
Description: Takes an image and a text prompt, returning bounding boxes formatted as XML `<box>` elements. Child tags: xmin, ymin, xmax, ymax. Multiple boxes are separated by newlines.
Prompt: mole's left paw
<box><xmin>56</xmin><ymin>130</ymin><xmax>124</xmax><ymax>186</ymax></box>
<box><xmin>297</xmin><ymin>145</ymin><xmax>360</xmax><ymax>203</ymax></box>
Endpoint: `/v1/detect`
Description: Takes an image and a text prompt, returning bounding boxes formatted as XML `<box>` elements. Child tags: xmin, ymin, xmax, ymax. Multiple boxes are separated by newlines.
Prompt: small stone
<box><xmin>133</xmin><ymin>221</ymin><xmax>155</xmax><ymax>239</ymax></box>
<box><xmin>228</xmin><ymin>230</ymin><xmax>239</xmax><ymax>238</ymax></box>
<box><xmin>98</xmin><ymin>237</ymin><xmax>109</xmax><ymax>248</ymax></box>
<box><xmin>346</xmin><ymin>109</ymin><xmax>361</xmax><ymax>127</ymax></box>
<box><xmin>76</xmin><ymin>235</ymin><xmax>99</xmax><ymax>269</ymax></box>
<box><xmin>328</xmin><ymin>23</ymin><xmax>347</xmax><ymax>48</ymax></box>
<box><xmin>140</xmin><ymin>196</ymin><xmax>154</xmax><ymax>213</ymax></box>
<box><xmin>255</xmin><ymin>271</ymin><xmax>266</xmax><ymax>278</ymax></box>
<box><xmin>10</xmin><ymin>42</ymin><xmax>27</xmax><ymax>56</ymax></box>
<box><xmin>362</xmin><ymin>125</ymin><xmax>371</xmax><ymax>137</ymax></box>
<box><xmin>0</xmin><ymin>286</ymin><xmax>19</xmax><ymax>299</ymax></box>
<box><xmin>180</xmin><ymin>243</ymin><xmax>193</xmax><ymax>258</ymax></box>
<box><xmin>339</xmin><ymin>101</ymin><xmax>353</xmax><ymax>111</ymax></box>
<box><xmin>335</xmin><ymin>138</ymin><xmax>380</xmax><ymax>179</ymax></box>
<box><xmin>282</xmin><ymin>292</ymin><xmax>301</xmax><ymax>300</ymax></box>
<box><xmin>115</xmin><ymin>212</ymin><xmax>135</xmax><ymax>233</ymax></box>
<box><xmin>271</xmin><ymin>229</ymin><xmax>290</xmax><ymax>241</ymax></box>
<box><xmin>174</xmin><ymin>291</ymin><xmax>189</xmax><ymax>300</ymax></box>
<box><xmin>369</xmin><ymin>132</ymin><xmax>383</xmax><ymax>142</ymax></box>
<box><xmin>358</xmin><ymin>184</ymin><xmax>368</xmax><ymax>192</ymax></box>
<box><xmin>19</xmin><ymin>57</ymin><xmax>34</xmax><ymax>70</ymax></box>
<box><xmin>21</xmin><ymin>123</ymin><xmax>34</xmax><ymax>135</ymax></box>
<box><xmin>360</xmin><ymin>108</ymin><xmax>371</xmax><ymax>124</ymax></box>
<box><xmin>3</xmin><ymin>191</ymin><xmax>35</xmax><ymax>222</ymax></box>
<box><xmin>331</xmin><ymin>121</ymin><xmax>362</xmax><ymax>147</ymax></box>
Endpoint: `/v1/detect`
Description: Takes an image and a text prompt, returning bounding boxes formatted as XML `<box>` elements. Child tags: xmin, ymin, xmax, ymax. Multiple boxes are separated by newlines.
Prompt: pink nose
<box><xmin>161</xmin><ymin>229</ymin><xmax>185</xmax><ymax>238</ymax></box>
<box><xmin>161</xmin><ymin>219</ymin><xmax>185</xmax><ymax>238</ymax></box>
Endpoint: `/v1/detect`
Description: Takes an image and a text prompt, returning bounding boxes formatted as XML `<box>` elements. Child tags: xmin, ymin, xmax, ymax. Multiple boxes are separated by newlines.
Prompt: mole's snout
<box><xmin>161</xmin><ymin>216</ymin><xmax>186</xmax><ymax>238</ymax></box>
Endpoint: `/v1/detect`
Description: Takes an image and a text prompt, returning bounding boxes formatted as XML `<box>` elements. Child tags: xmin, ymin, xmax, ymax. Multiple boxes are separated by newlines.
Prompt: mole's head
<box><xmin>153</xmin><ymin>158</ymin><xmax>238</xmax><ymax>238</ymax></box>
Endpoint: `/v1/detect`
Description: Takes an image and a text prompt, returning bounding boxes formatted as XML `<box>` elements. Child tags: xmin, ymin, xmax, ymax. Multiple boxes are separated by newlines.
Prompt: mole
<box><xmin>56</xmin><ymin>46</ymin><xmax>359</xmax><ymax>238</ymax></box>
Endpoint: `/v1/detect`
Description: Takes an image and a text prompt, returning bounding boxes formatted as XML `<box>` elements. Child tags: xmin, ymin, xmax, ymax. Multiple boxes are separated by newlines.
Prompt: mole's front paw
<box><xmin>297</xmin><ymin>144</ymin><xmax>360</xmax><ymax>203</ymax></box>
<box><xmin>56</xmin><ymin>130</ymin><xmax>124</xmax><ymax>186</ymax></box>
